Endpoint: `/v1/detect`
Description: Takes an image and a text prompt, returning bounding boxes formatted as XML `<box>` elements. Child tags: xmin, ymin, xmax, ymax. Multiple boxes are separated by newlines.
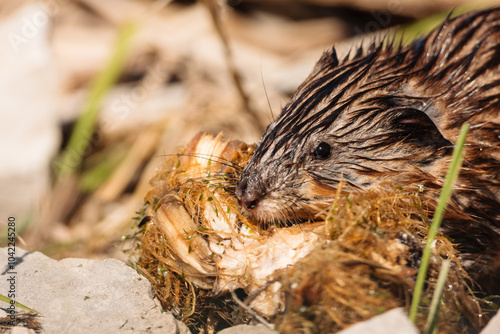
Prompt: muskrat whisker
<box><xmin>260</xmin><ymin>57</ymin><xmax>275</xmax><ymax>123</ymax></box>
<box><xmin>281</xmin><ymin>203</ymin><xmax>300</xmax><ymax>226</ymax></box>
<box><xmin>175</xmin><ymin>176</ymin><xmax>241</xmax><ymax>191</ymax></box>
<box><xmin>282</xmin><ymin>194</ymin><xmax>309</xmax><ymax>225</ymax></box>
<box><xmin>157</xmin><ymin>152</ymin><xmax>244</xmax><ymax>171</ymax></box>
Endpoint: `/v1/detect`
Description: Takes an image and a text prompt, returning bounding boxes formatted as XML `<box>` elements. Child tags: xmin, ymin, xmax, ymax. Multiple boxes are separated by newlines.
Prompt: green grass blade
<box><xmin>425</xmin><ymin>259</ymin><xmax>451</xmax><ymax>334</ymax></box>
<box><xmin>54</xmin><ymin>22</ymin><xmax>136</xmax><ymax>177</ymax></box>
<box><xmin>409</xmin><ymin>122</ymin><xmax>469</xmax><ymax>322</ymax></box>
<box><xmin>0</xmin><ymin>294</ymin><xmax>41</xmax><ymax>314</ymax></box>
<box><xmin>79</xmin><ymin>145</ymin><xmax>128</xmax><ymax>193</ymax></box>
<box><xmin>394</xmin><ymin>4</ymin><xmax>492</xmax><ymax>45</ymax></box>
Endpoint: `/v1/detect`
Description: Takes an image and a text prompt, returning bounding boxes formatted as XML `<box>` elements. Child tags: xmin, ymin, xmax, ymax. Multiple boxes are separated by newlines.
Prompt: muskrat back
<box><xmin>236</xmin><ymin>9</ymin><xmax>500</xmax><ymax>292</ymax></box>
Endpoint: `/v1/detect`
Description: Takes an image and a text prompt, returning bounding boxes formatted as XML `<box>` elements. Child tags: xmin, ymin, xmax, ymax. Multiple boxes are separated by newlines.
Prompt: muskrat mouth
<box><xmin>236</xmin><ymin>169</ymin><xmax>344</xmax><ymax>225</ymax></box>
<box><xmin>246</xmin><ymin>205</ymin><xmax>316</xmax><ymax>226</ymax></box>
<box><xmin>242</xmin><ymin>192</ymin><xmax>335</xmax><ymax>226</ymax></box>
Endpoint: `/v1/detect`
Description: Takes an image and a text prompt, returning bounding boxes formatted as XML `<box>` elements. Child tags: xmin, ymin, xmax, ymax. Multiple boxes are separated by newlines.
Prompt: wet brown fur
<box><xmin>236</xmin><ymin>9</ymin><xmax>500</xmax><ymax>293</ymax></box>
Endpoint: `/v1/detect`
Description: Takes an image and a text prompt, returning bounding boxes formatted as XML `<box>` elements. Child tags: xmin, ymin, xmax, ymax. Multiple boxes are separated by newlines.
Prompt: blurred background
<box><xmin>0</xmin><ymin>0</ymin><xmax>497</xmax><ymax>261</ymax></box>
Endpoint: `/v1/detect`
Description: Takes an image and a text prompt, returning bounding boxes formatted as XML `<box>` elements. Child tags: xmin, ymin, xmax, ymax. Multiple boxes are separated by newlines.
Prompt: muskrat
<box><xmin>235</xmin><ymin>9</ymin><xmax>500</xmax><ymax>293</ymax></box>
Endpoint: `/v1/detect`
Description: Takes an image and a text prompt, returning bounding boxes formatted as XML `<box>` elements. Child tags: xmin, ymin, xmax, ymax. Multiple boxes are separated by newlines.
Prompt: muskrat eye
<box><xmin>314</xmin><ymin>142</ymin><xmax>332</xmax><ymax>159</ymax></box>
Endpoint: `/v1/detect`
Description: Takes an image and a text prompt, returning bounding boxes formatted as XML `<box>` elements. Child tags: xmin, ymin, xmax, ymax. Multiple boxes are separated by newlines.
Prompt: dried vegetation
<box><xmin>135</xmin><ymin>133</ymin><xmax>490</xmax><ymax>333</ymax></box>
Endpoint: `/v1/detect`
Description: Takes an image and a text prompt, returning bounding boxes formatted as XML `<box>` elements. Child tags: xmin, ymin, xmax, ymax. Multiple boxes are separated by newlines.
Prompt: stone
<box><xmin>0</xmin><ymin>248</ymin><xmax>190</xmax><ymax>334</ymax></box>
<box><xmin>218</xmin><ymin>324</ymin><xmax>278</xmax><ymax>334</ymax></box>
<box><xmin>0</xmin><ymin>3</ymin><xmax>60</xmax><ymax>221</ymax></box>
<box><xmin>11</xmin><ymin>327</ymin><xmax>35</xmax><ymax>334</ymax></box>
<box><xmin>337</xmin><ymin>308</ymin><xmax>418</xmax><ymax>334</ymax></box>
<box><xmin>480</xmin><ymin>309</ymin><xmax>500</xmax><ymax>334</ymax></box>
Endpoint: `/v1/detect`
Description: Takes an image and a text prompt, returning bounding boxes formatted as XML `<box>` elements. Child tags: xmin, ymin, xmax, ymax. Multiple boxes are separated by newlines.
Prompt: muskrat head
<box><xmin>236</xmin><ymin>52</ymin><xmax>455</xmax><ymax>224</ymax></box>
<box><xmin>236</xmin><ymin>9</ymin><xmax>500</xmax><ymax>225</ymax></box>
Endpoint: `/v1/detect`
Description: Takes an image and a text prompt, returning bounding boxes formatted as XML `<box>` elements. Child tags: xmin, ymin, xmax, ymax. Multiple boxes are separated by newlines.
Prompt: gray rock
<box><xmin>218</xmin><ymin>324</ymin><xmax>277</xmax><ymax>334</ymax></box>
<box><xmin>480</xmin><ymin>309</ymin><xmax>500</xmax><ymax>334</ymax></box>
<box><xmin>337</xmin><ymin>308</ymin><xmax>418</xmax><ymax>334</ymax></box>
<box><xmin>0</xmin><ymin>4</ymin><xmax>61</xmax><ymax>221</ymax></box>
<box><xmin>0</xmin><ymin>248</ymin><xmax>190</xmax><ymax>334</ymax></box>
<box><xmin>11</xmin><ymin>327</ymin><xmax>35</xmax><ymax>334</ymax></box>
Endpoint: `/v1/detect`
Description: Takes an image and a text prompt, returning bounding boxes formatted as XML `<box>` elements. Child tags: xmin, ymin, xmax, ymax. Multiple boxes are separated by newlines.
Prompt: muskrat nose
<box><xmin>235</xmin><ymin>177</ymin><xmax>261</xmax><ymax>210</ymax></box>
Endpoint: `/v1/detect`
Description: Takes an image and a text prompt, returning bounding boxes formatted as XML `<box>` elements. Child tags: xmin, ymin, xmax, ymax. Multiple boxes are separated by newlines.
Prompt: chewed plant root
<box><xmin>132</xmin><ymin>132</ymin><xmax>491</xmax><ymax>333</ymax></box>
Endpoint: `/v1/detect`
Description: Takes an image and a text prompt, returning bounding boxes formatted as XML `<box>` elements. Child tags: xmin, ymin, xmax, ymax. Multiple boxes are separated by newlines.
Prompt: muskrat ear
<box><xmin>393</xmin><ymin>108</ymin><xmax>434</xmax><ymax>127</ymax></box>
<box><xmin>392</xmin><ymin>108</ymin><xmax>453</xmax><ymax>148</ymax></box>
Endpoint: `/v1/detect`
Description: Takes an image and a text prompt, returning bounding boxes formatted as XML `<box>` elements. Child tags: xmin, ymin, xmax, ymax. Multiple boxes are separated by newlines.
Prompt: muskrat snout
<box><xmin>235</xmin><ymin>176</ymin><xmax>263</xmax><ymax>211</ymax></box>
